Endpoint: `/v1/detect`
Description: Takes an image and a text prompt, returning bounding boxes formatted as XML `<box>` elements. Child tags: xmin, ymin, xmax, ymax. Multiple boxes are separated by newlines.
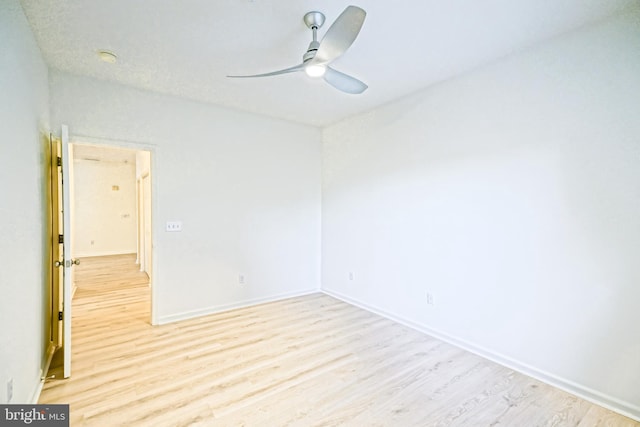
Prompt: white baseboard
<box><xmin>40</xmin><ymin>343</ymin><xmax>56</xmax><ymax>382</ymax></box>
<box><xmin>157</xmin><ymin>288</ymin><xmax>319</xmax><ymax>325</ymax></box>
<box><xmin>31</xmin><ymin>342</ymin><xmax>57</xmax><ymax>404</ymax></box>
<box><xmin>322</xmin><ymin>288</ymin><xmax>640</xmax><ymax>422</ymax></box>
<box><xmin>30</xmin><ymin>380</ymin><xmax>45</xmax><ymax>404</ymax></box>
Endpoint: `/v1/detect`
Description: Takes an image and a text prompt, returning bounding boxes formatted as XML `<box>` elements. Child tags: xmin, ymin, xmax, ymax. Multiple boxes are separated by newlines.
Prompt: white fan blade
<box><xmin>310</xmin><ymin>6</ymin><xmax>366</xmax><ymax>66</ymax></box>
<box><xmin>227</xmin><ymin>63</ymin><xmax>304</xmax><ymax>78</ymax></box>
<box><xmin>324</xmin><ymin>67</ymin><xmax>368</xmax><ymax>94</ymax></box>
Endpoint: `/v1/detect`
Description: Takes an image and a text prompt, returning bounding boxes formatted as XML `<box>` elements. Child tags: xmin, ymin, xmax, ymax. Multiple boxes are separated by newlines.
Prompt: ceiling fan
<box><xmin>228</xmin><ymin>5</ymin><xmax>368</xmax><ymax>94</ymax></box>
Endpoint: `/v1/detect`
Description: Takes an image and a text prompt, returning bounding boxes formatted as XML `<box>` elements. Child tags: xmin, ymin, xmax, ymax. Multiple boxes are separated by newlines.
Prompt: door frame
<box><xmin>65</xmin><ymin>132</ymin><xmax>158</xmax><ymax>325</ymax></box>
<box><xmin>141</xmin><ymin>172</ymin><xmax>152</xmax><ymax>279</ymax></box>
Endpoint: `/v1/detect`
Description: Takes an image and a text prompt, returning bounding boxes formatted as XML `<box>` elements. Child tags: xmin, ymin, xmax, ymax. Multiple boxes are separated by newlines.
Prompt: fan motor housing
<box><xmin>303</xmin><ymin>11</ymin><xmax>325</xmax><ymax>29</ymax></box>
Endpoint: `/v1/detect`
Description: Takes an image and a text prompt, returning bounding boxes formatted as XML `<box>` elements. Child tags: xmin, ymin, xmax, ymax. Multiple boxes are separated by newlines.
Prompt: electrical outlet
<box><xmin>7</xmin><ymin>378</ymin><xmax>13</xmax><ymax>403</ymax></box>
<box><xmin>165</xmin><ymin>221</ymin><xmax>182</xmax><ymax>232</ymax></box>
<box><xmin>239</xmin><ymin>274</ymin><xmax>245</xmax><ymax>285</ymax></box>
<box><xmin>348</xmin><ymin>272</ymin><xmax>354</xmax><ymax>281</ymax></box>
<box><xmin>426</xmin><ymin>293</ymin><xmax>434</xmax><ymax>305</ymax></box>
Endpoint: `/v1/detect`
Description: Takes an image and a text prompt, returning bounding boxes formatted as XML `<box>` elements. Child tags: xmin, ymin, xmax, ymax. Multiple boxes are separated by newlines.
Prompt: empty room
<box><xmin>2</xmin><ymin>0</ymin><xmax>639</xmax><ymax>425</ymax></box>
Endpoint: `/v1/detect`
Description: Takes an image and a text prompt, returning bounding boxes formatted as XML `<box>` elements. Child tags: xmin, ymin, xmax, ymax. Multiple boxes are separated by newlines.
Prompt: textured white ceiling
<box><xmin>20</xmin><ymin>0</ymin><xmax>637</xmax><ymax>127</ymax></box>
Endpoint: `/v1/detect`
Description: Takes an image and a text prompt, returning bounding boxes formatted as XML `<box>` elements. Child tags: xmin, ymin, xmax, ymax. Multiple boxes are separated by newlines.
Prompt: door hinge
<box><xmin>57</xmin><ymin>157</ymin><xmax>62</xmax><ymax>167</ymax></box>
<box><xmin>58</xmin><ymin>311</ymin><xmax>63</xmax><ymax>321</ymax></box>
<box><xmin>58</xmin><ymin>234</ymin><xmax>64</xmax><ymax>244</ymax></box>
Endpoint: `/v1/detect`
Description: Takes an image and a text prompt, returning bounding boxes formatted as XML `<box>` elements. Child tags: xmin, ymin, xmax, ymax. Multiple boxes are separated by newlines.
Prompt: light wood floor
<box><xmin>40</xmin><ymin>255</ymin><xmax>638</xmax><ymax>426</ymax></box>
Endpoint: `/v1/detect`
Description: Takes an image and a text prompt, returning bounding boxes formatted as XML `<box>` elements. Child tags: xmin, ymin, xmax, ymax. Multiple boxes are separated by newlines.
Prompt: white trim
<box><xmin>40</xmin><ymin>343</ymin><xmax>56</xmax><ymax>381</ymax></box>
<box><xmin>157</xmin><ymin>289</ymin><xmax>318</xmax><ymax>325</ymax></box>
<box><xmin>322</xmin><ymin>288</ymin><xmax>640</xmax><ymax>422</ymax></box>
<box><xmin>67</xmin><ymin>133</ymin><xmax>156</xmax><ymax>150</ymax></box>
<box><xmin>31</xmin><ymin>342</ymin><xmax>57</xmax><ymax>403</ymax></box>
<box><xmin>30</xmin><ymin>380</ymin><xmax>44</xmax><ymax>405</ymax></box>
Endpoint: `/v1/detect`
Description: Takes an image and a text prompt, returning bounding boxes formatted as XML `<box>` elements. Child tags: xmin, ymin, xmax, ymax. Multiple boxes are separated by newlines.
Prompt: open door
<box><xmin>49</xmin><ymin>136</ymin><xmax>63</xmax><ymax>350</ymax></box>
<box><xmin>49</xmin><ymin>125</ymin><xmax>76</xmax><ymax>378</ymax></box>
<box><xmin>61</xmin><ymin>125</ymin><xmax>76</xmax><ymax>378</ymax></box>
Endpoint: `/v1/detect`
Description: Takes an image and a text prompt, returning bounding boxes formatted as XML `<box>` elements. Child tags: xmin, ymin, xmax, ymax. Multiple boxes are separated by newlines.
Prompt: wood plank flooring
<box><xmin>40</xmin><ymin>255</ymin><xmax>638</xmax><ymax>426</ymax></box>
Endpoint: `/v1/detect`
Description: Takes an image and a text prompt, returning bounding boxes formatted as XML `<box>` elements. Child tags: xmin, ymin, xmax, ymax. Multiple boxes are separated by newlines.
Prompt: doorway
<box><xmin>45</xmin><ymin>137</ymin><xmax>155</xmax><ymax>379</ymax></box>
<box><xmin>71</xmin><ymin>142</ymin><xmax>153</xmax><ymax>302</ymax></box>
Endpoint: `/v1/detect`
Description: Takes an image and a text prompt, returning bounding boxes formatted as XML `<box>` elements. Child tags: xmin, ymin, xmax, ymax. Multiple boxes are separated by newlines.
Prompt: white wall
<box><xmin>322</xmin><ymin>7</ymin><xmax>640</xmax><ymax>420</ymax></box>
<box><xmin>49</xmin><ymin>71</ymin><xmax>322</xmax><ymax>323</ymax></box>
<box><xmin>0</xmin><ymin>0</ymin><xmax>50</xmax><ymax>403</ymax></box>
<box><xmin>73</xmin><ymin>158</ymin><xmax>137</xmax><ymax>257</ymax></box>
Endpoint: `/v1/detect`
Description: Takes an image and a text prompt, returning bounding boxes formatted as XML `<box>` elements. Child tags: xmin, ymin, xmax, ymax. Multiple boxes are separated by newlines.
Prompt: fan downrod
<box><xmin>303</xmin><ymin>11</ymin><xmax>325</xmax><ymax>29</ymax></box>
